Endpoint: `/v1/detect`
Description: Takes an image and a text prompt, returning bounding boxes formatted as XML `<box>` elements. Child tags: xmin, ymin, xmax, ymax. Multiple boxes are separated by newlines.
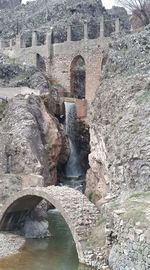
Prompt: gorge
<box><xmin>0</xmin><ymin>1</ymin><xmax>150</xmax><ymax>270</ymax></box>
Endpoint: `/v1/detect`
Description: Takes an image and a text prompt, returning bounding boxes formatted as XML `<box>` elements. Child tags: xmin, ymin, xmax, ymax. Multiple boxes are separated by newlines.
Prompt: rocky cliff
<box><xmin>0</xmin><ymin>0</ymin><xmax>21</xmax><ymax>9</ymax></box>
<box><xmin>0</xmin><ymin>0</ymin><xmax>129</xmax><ymax>41</ymax></box>
<box><xmin>85</xmin><ymin>26</ymin><xmax>150</xmax><ymax>270</ymax></box>
<box><xmin>0</xmin><ymin>94</ymin><xmax>69</xmax><ymax>186</ymax></box>
<box><xmin>86</xmin><ymin>25</ymin><xmax>150</xmax><ymax>204</ymax></box>
<box><xmin>0</xmin><ymin>0</ymin><xmax>104</xmax><ymax>39</ymax></box>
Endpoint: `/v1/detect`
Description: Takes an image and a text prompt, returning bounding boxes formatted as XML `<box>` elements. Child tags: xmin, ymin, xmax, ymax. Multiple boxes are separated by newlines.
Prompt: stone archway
<box><xmin>0</xmin><ymin>186</ymin><xmax>99</xmax><ymax>265</ymax></box>
<box><xmin>36</xmin><ymin>53</ymin><xmax>46</xmax><ymax>72</ymax></box>
<box><xmin>70</xmin><ymin>55</ymin><xmax>86</xmax><ymax>99</ymax></box>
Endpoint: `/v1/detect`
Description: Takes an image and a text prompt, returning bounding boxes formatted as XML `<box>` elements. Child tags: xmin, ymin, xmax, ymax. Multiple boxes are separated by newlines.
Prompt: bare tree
<box><xmin>116</xmin><ymin>0</ymin><xmax>150</xmax><ymax>26</ymax></box>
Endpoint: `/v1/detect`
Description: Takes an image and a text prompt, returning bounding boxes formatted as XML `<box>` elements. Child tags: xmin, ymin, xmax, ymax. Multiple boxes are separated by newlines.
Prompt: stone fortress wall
<box><xmin>0</xmin><ymin>17</ymin><xmax>121</xmax><ymax>104</ymax></box>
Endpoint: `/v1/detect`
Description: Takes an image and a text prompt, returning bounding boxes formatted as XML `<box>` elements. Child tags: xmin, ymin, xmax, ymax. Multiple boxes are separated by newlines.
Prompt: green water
<box><xmin>0</xmin><ymin>209</ymin><xmax>93</xmax><ymax>270</ymax></box>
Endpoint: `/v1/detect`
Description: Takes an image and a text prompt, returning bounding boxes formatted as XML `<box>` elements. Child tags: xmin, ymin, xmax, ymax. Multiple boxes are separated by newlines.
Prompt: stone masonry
<box><xmin>0</xmin><ymin>185</ymin><xmax>102</xmax><ymax>267</ymax></box>
<box><xmin>0</xmin><ymin>18</ymin><xmax>121</xmax><ymax>104</ymax></box>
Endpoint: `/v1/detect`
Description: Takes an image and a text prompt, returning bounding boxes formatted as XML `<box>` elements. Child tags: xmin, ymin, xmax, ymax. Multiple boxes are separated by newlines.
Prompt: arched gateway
<box><xmin>0</xmin><ymin>186</ymin><xmax>99</xmax><ymax>265</ymax></box>
<box><xmin>70</xmin><ymin>55</ymin><xmax>86</xmax><ymax>99</ymax></box>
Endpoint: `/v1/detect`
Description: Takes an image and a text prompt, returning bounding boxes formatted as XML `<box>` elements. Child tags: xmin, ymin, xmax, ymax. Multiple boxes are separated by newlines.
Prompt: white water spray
<box><xmin>64</xmin><ymin>102</ymin><xmax>83</xmax><ymax>178</ymax></box>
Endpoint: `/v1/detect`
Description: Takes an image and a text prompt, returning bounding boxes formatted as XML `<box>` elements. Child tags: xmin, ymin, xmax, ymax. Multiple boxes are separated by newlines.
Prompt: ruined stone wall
<box><xmin>50</xmin><ymin>38</ymin><xmax>109</xmax><ymax>103</ymax></box>
<box><xmin>2</xmin><ymin>36</ymin><xmax>109</xmax><ymax>103</ymax></box>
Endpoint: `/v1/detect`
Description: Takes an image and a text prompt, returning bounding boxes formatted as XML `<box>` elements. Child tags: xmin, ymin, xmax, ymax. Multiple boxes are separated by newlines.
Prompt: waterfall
<box><xmin>64</xmin><ymin>102</ymin><xmax>82</xmax><ymax>178</ymax></box>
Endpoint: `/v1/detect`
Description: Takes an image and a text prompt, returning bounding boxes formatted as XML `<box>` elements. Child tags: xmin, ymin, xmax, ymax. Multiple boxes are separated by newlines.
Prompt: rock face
<box><xmin>86</xmin><ymin>125</ymin><xmax>109</xmax><ymax>204</ymax></box>
<box><xmin>0</xmin><ymin>174</ymin><xmax>22</xmax><ymax>204</ymax></box>
<box><xmin>0</xmin><ymin>0</ymin><xmax>103</xmax><ymax>39</ymax></box>
<box><xmin>0</xmin><ymin>53</ymin><xmax>50</xmax><ymax>93</ymax></box>
<box><xmin>0</xmin><ymin>0</ymin><xmax>21</xmax><ymax>9</ymax></box>
<box><xmin>0</xmin><ymin>94</ymin><xmax>66</xmax><ymax>186</ymax></box>
<box><xmin>108</xmin><ymin>192</ymin><xmax>150</xmax><ymax>270</ymax></box>
<box><xmin>76</xmin><ymin>120</ymin><xmax>90</xmax><ymax>175</ymax></box>
<box><xmin>86</xmin><ymin>26</ymin><xmax>150</xmax><ymax>203</ymax></box>
<box><xmin>0</xmin><ymin>0</ymin><xmax>129</xmax><ymax>41</ymax></box>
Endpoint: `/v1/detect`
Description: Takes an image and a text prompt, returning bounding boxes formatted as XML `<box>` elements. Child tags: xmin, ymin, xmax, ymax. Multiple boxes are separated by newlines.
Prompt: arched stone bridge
<box><xmin>0</xmin><ymin>186</ymin><xmax>100</xmax><ymax>265</ymax></box>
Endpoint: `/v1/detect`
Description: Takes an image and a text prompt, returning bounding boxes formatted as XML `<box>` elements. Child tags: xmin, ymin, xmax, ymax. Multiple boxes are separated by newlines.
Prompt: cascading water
<box><xmin>64</xmin><ymin>102</ymin><xmax>83</xmax><ymax>178</ymax></box>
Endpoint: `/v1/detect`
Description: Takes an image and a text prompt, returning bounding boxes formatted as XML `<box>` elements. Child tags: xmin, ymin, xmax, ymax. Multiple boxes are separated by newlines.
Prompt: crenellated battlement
<box><xmin>0</xmin><ymin>17</ymin><xmax>121</xmax><ymax>50</ymax></box>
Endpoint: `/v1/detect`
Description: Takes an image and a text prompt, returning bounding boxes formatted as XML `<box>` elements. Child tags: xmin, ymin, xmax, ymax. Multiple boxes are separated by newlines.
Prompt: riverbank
<box><xmin>0</xmin><ymin>233</ymin><xmax>25</xmax><ymax>258</ymax></box>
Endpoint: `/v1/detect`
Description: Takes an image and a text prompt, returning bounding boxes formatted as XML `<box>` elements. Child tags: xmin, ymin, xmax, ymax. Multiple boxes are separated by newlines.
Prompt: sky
<box><xmin>102</xmin><ymin>0</ymin><xmax>115</xmax><ymax>9</ymax></box>
<box><xmin>22</xmin><ymin>0</ymin><xmax>116</xmax><ymax>9</ymax></box>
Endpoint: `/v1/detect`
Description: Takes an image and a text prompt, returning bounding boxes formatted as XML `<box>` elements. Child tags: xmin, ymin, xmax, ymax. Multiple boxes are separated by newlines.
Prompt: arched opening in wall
<box><xmin>0</xmin><ymin>194</ymin><xmax>79</xmax><ymax>267</ymax></box>
<box><xmin>70</xmin><ymin>55</ymin><xmax>86</xmax><ymax>99</ymax></box>
<box><xmin>36</xmin><ymin>53</ymin><xmax>46</xmax><ymax>72</ymax></box>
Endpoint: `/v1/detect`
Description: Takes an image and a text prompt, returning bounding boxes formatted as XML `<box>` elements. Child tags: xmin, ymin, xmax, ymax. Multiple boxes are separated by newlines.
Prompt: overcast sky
<box><xmin>102</xmin><ymin>0</ymin><xmax>115</xmax><ymax>9</ymax></box>
<box><xmin>22</xmin><ymin>0</ymin><xmax>116</xmax><ymax>9</ymax></box>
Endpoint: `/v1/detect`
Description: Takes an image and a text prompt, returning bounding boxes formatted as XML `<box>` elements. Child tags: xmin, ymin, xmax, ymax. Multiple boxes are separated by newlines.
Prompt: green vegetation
<box><xmin>0</xmin><ymin>101</ymin><xmax>7</xmax><ymax>119</ymax></box>
<box><xmin>136</xmin><ymin>89</ymin><xmax>150</xmax><ymax>104</ymax></box>
<box><xmin>129</xmin><ymin>191</ymin><xmax>150</xmax><ymax>199</ymax></box>
<box><xmin>87</xmin><ymin>216</ymin><xmax>106</xmax><ymax>248</ymax></box>
<box><xmin>107</xmin><ymin>198</ymin><xmax>120</xmax><ymax>210</ymax></box>
<box><xmin>106</xmin><ymin>192</ymin><xmax>150</xmax><ymax>229</ymax></box>
<box><xmin>14</xmin><ymin>74</ymin><xmax>26</xmax><ymax>81</ymax></box>
<box><xmin>88</xmin><ymin>192</ymin><xmax>94</xmax><ymax>203</ymax></box>
<box><xmin>122</xmin><ymin>192</ymin><xmax>150</xmax><ymax>227</ymax></box>
<box><xmin>8</xmin><ymin>58</ymin><xmax>16</xmax><ymax>65</ymax></box>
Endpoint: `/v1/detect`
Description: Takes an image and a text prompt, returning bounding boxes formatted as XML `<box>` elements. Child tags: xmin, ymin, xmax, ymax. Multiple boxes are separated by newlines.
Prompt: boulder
<box><xmin>22</xmin><ymin>218</ymin><xmax>50</xmax><ymax>239</ymax></box>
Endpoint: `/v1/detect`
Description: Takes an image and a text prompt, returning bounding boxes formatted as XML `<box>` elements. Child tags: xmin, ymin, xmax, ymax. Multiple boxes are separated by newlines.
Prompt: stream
<box><xmin>0</xmin><ymin>209</ymin><xmax>93</xmax><ymax>270</ymax></box>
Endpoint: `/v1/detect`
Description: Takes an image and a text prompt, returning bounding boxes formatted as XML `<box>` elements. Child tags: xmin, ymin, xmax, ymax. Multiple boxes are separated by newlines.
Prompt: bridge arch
<box><xmin>70</xmin><ymin>55</ymin><xmax>86</xmax><ymax>99</ymax></box>
<box><xmin>0</xmin><ymin>186</ymin><xmax>99</xmax><ymax>265</ymax></box>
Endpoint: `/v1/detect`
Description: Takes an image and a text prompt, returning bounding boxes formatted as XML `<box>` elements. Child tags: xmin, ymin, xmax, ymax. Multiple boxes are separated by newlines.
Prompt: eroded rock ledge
<box><xmin>0</xmin><ymin>94</ymin><xmax>69</xmax><ymax>186</ymax></box>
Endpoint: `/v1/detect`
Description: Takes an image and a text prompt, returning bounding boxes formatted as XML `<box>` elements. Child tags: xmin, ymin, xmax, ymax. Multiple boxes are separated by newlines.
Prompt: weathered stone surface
<box><xmin>0</xmin><ymin>186</ymin><xmax>100</xmax><ymax>267</ymax></box>
<box><xmin>0</xmin><ymin>0</ymin><xmax>129</xmax><ymax>41</ymax></box>
<box><xmin>0</xmin><ymin>53</ymin><xmax>50</xmax><ymax>94</ymax></box>
<box><xmin>0</xmin><ymin>94</ymin><xmax>64</xmax><ymax>185</ymax></box>
<box><xmin>0</xmin><ymin>173</ymin><xmax>45</xmax><ymax>209</ymax></box>
<box><xmin>0</xmin><ymin>174</ymin><xmax>22</xmax><ymax>203</ymax></box>
<box><xmin>87</xmin><ymin>26</ymin><xmax>150</xmax><ymax>202</ymax></box>
<box><xmin>76</xmin><ymin>120</ymin><xmax>90</xmax><ymax>175</ymax></box>
<box><xmin>86</xmin><ymin>126</ymin><xmax>109</xmax><ymax>204</ymax></box>
<box><xmin>108</xmin><ymin>192</ymin><xmax>150</xmax><ymax>270</ymax></box>
<box><xmin>85</xmin><ymin>26</ymin><xmax>150</xmax><ymax>270</ymax></box>
<box><xmin>0</xmin><ymin>0</ymin><xmax>21</xmax><ymax>9</ymax></box>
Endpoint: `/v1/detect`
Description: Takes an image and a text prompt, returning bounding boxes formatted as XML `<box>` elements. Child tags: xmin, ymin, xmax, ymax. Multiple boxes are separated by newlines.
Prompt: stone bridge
<box><xmin>0</xmin><ymin>186</ymin><xmax>100</xmax><ymax>266</ymax></box>
<box><xmin>0</xmin><ymin>17</ymin><xmax>121</xmax><ymax>103</ymax></box>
